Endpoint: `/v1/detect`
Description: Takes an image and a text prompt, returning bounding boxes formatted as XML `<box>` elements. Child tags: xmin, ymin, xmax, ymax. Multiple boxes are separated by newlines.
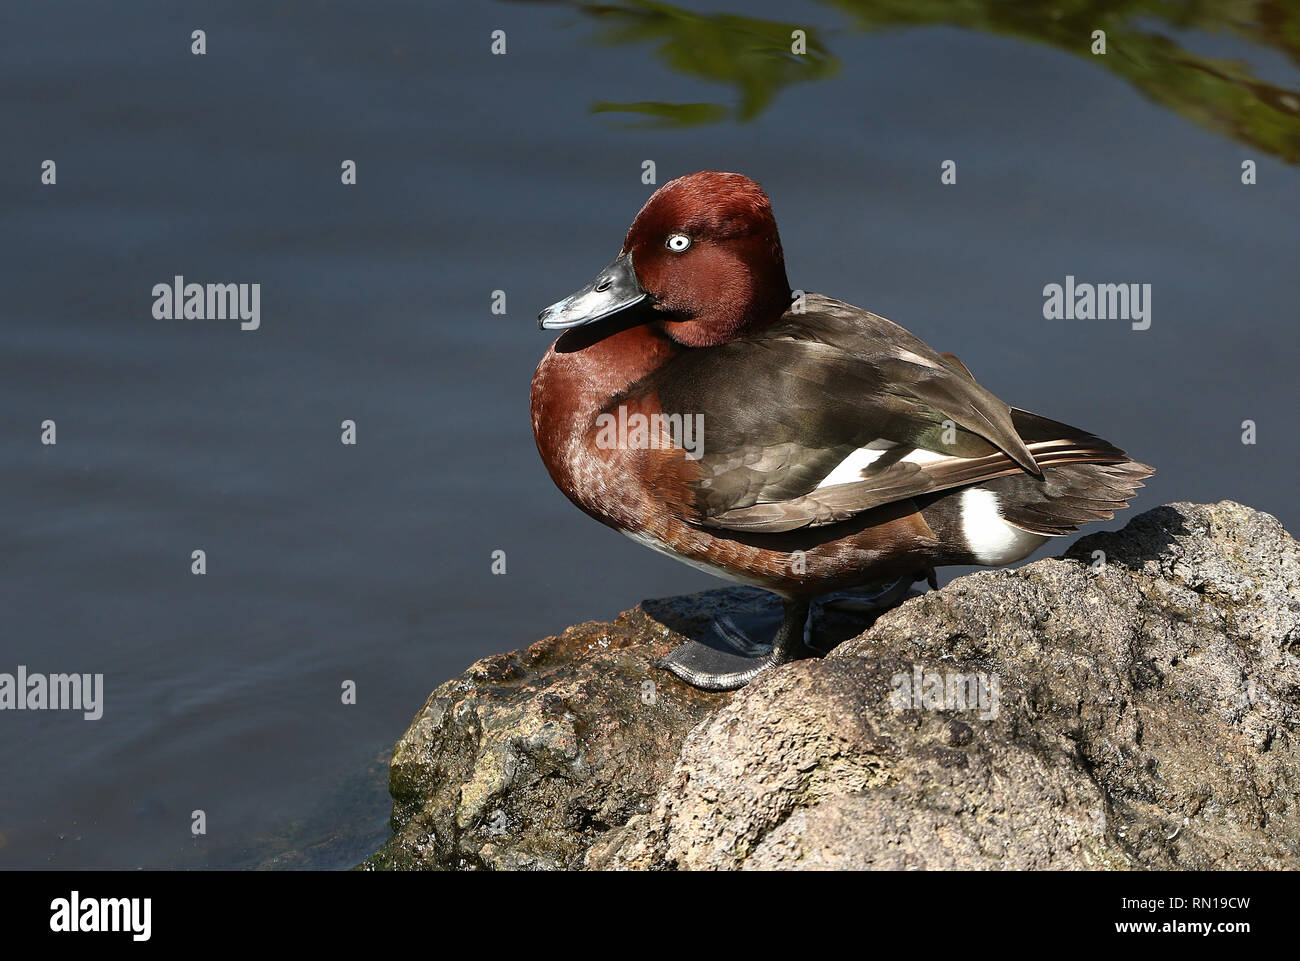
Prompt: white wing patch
<box><xmin>814</xmin><ymin>443</ymin><xmax>953</xmax><ymax>491</ymax></box>
<box><xmin>898</xmin><ymin>447</ymin><xmax>951</xmax><ymax>466</ymax></box>
<box><xmin>815</xmin><ymin>446</ymin><xmax>888</xmax><ymax>489</ymax></box>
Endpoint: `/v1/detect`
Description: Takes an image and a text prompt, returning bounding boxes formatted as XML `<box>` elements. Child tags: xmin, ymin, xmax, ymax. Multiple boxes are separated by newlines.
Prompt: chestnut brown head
<box><xmin>539</xmin><ymin>171</ymin><xmax>792</xmax><ymax>347</ymax></box>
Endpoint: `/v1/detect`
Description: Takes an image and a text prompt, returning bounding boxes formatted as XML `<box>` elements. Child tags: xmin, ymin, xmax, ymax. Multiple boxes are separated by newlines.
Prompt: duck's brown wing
<box><xmin>638</xmin><ymin>295</ymin><xmax>1129</xmax><ymax>534</ymax></box>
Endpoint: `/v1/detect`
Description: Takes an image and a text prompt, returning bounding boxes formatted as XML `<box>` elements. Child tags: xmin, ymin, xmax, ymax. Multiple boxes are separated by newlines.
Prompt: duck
<box><xmin>532</xmin><ymin>171</ymin><xmax>1153</xmax><ymax>691</ymax></box>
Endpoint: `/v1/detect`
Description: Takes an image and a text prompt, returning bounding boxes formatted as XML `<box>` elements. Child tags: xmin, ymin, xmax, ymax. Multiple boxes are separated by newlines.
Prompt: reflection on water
<box><xmin>570</xmin><ymin>0</ymin><xmax>1300</xmax><ymax>161</ymax></box>
<box><xmin>584</xmin><ymin>0</ymin><xmax>838</xmax><ymax>125</ymax></box>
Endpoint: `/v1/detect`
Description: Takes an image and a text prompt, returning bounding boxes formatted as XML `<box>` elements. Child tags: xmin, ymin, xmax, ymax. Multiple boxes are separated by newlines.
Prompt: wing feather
<box><xmin>627</xmin><ymin>294</ymin><xmax>1131</xmax><ymax>534</ymax></box>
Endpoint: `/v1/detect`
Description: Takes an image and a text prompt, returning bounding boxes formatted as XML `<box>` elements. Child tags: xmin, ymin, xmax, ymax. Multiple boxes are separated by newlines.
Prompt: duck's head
<box><xmin>538</xmin><ymin>171</ymin><xmax>792</xmax><ymax>348</ymax></box>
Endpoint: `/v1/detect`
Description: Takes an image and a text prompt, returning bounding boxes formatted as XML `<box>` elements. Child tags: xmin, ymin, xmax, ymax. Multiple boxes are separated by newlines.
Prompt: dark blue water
<box><xmin>2</xmin><ymin>0</ymin><xmax>1296</xmax><ymax>868</ymax></box>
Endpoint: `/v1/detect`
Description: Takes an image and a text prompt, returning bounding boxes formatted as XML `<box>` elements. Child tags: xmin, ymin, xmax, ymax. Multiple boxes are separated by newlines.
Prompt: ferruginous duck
<box><xmin>531</xmin><ymin>171</ymin><xmax>1153</xmax><ymax>691</ymax></box>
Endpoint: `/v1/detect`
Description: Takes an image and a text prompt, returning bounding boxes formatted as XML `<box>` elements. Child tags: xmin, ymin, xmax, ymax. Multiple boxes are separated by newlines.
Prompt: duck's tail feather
<box><xmin>979</xmin><ymin>410</ymin><xmax>1154</xmax><ymax>536</ymax></box>
<box><xmin>983</xmin><ymin>461</ymin><xmax>1153</xmax><ymax>536</ymax></box>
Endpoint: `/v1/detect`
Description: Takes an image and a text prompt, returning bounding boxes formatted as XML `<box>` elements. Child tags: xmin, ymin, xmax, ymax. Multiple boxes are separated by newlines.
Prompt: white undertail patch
<box><xmin>959</xmin><ymin>488</ymin><xmax>1049</xmax><ymax>565</ymax></box>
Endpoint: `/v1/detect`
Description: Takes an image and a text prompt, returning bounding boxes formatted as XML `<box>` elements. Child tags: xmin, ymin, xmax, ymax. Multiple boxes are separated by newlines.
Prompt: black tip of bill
<box><xmin>537</xmin><ymin>254</ymin><xmax>645</xmax><ymax>331</ymax></box>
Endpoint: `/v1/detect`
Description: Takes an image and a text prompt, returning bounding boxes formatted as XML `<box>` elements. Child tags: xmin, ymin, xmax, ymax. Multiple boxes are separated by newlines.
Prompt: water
<box><xmin>1</xmin><ymin>0</ymin><xmax>1296</xmax><ymax>868</ymax></box>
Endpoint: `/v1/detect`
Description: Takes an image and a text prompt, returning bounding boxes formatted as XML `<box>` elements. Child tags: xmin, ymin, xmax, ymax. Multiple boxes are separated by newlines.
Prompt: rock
<box><xmin>365</xmin><ymin>502</ymin><xmax>1300</xmax><ymax>870</ymax></box>
<box><xmin>362</xmin><ymin>598</ymin><xmax>729</xmax><ymax>869</ymax></box>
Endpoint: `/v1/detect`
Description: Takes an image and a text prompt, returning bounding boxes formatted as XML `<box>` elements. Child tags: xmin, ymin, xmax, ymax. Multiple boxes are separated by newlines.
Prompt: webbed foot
<box><xmin>660</xmin><ymin>572</ymin><xmax>931</xmax><ymax>690</ymax></box>
<box><xmin>660</xmin><ymin>597</ymin><xmax>811</xmax><ymax>691</ymax></box>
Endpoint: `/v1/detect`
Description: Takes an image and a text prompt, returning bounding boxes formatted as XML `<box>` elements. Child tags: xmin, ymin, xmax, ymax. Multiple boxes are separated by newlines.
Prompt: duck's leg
<box><xmin>661</xmin><ymin>597</ymin><xmax>811</xmax><ymax>691</ymax></box>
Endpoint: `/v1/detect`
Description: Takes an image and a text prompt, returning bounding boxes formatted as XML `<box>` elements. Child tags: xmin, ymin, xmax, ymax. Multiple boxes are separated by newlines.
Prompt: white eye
<box><xmin>666</xmin><ymin>233</ymin><xmax>692</xmax><ymax>252</ymax></box>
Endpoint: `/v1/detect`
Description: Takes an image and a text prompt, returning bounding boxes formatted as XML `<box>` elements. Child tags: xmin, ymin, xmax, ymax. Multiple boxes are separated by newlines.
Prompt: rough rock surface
<box><xmin>362</xmin><ymin>595</ymin><xmax>735</xmax><ymax>869</ymax></box>
<box><xmin>365</xmin><ymin>502</ymin><xmax>1300</xmax><ymax>870</ymax></box>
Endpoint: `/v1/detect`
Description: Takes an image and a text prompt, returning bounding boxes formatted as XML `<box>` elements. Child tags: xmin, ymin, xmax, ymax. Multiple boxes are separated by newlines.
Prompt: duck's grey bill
<box><xmin>538</xmin><ymin>254</ymin><xmax>646</xmax><ymax>329</ymax></box>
